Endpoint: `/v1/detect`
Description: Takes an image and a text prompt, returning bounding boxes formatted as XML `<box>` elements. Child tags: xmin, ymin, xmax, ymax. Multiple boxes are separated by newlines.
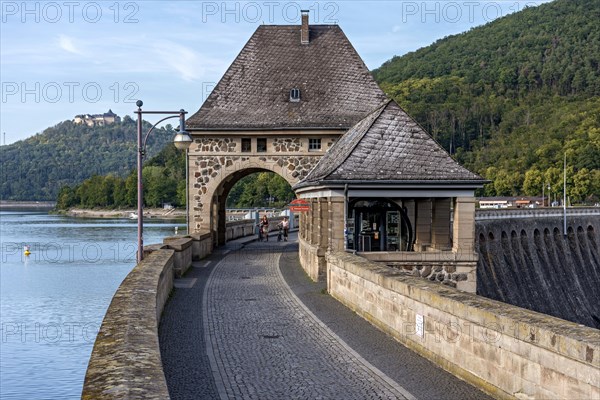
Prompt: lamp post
<box><xmin>135</xmin><ymin>100</ymin><xmax>192</xmax><ymax>263</ymax></box>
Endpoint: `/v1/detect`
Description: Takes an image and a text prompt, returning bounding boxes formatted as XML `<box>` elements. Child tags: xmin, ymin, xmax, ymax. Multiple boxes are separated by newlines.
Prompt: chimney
<box><xmin>301</xmin><ymin>10</ymin><xmax>309</xmax><ymax>45</ymax></box>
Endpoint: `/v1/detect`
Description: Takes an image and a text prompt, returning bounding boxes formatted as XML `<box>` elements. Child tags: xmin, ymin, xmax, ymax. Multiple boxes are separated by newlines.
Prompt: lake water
<box><xmin>0</xmin><ymin>210</ymin><xmax>184</xmax><ymax>399</ymax></box>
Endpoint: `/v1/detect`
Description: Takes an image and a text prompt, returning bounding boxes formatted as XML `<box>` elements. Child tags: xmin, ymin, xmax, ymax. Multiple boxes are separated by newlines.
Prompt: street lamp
<box><xmin>135</xmin><ymin>100</ymin><xmax>192</xmax><ymax>263</ymax></box>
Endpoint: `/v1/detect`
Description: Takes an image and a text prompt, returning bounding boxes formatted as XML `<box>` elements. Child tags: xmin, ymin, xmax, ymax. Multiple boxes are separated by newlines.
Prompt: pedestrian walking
<box><xmin>260</xmin><ymin>215</ymin><xmax>269</xmax><ymax>242</ymax></box>
<box><xmin>279</xmin><ymin>216</ymin><xmax>289</xmax><ymax>241</ymax></box>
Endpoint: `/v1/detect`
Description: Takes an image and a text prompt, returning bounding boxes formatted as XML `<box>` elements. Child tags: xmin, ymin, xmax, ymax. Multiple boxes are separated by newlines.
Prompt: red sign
<box><xmin>289</xmin><ymin>199</ymin><xmax>310</xmax><ymax>212</ymax></box>
<box><xmin>290</xmin><ymin>206</ymin><xmax>310</xmax><ymax>212</ymax></box>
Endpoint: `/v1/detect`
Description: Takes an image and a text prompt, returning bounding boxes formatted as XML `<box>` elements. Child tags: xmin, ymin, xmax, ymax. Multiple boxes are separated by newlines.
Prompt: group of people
<box><xmin>258</xmin><ymin>215</ymin><xmax>289</xmax><ymax>242</ymax></box>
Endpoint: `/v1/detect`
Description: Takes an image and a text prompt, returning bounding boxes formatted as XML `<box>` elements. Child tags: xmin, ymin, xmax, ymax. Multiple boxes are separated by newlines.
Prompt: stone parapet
<box><xmin>360</xmin><ymin>250</ymin><xmax>478</xmax><ymax>263</ymax></box>
<box><xmin>163</xmin><ymin>236</ymin><xmax>194</xmax><ymax>277</ymax></box>
<box><xmin>299</xmin><ymin>236</ymin><xmax>326</xmax><ymax>281</ymax></box>
<box><xmin>476</xmin><ymin>207</ymin><xmax>600</xmax><ymax>220</ymax></box>
<box><xmin>225</xmin><ymin>220</ymin><xmax>255</xmax><ymax>241</ymax></box>
<box><xmin>190</xmin><ymin>231</ymin><xmax>213</xmax><ymax>260</ymax></box>
<box><xmin>82</xmin><ymin>249</ymin><xmax>175</xmax><ymax>399</ymax></box>
<box><xmin>326</xmin><ymin>251</ymin><xmax>600</xmax><ymax>399</ymax></box>
<box><xmin>359</xmin><ymin>250</ymin><xmax>478</xmax><ymax>292</ymax></box>
<box><xmin>83</xmin><ymin>220</ymin><xmax>258</xmax><ymax>398</ymax></box>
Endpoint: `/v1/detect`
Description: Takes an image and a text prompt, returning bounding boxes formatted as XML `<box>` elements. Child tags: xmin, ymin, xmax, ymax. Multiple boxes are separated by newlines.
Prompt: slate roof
<box><xmin>186</xmin><ymin>25</ymin><xmax>388</xmax><ymax>130</ymax></box>
<box><xmin>296</xmin><ymin>100</ymin><xmax>486</xmax><ymax>188</ymax></box>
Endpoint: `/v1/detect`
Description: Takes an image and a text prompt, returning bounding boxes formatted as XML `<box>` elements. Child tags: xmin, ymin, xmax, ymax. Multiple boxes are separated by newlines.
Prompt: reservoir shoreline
<box><xmin>0</xmin><ymin>202</ymin><xmax>185</xmax><ymax>219</ymax></box>
<box><xmin>63</xmin><ymin>208</ymin><xmax>186</xmax><ymax>219</ymax></box>
<box><xmin>0</xmin><ymin>200</ymin><xmax>56</xmax><ymax>209</ymax></box>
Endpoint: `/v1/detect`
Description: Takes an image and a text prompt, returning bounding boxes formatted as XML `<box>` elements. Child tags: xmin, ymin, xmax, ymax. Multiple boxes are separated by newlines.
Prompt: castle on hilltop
<box><xmin>73</xmin><ymin>110</ymin><xmax>121</xmax><ymax>127</ymax></box>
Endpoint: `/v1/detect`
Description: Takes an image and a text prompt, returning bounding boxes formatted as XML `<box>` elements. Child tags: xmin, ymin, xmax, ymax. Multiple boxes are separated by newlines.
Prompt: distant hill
<box><xmin>373</xmin><ymin>0</ymin><xmax>600</xmax><ymax>202</ymax></box>
<box><xmin>0</xmin><ymin>116</ymin><xmax>174</xmax><ymax>201</ymax></box>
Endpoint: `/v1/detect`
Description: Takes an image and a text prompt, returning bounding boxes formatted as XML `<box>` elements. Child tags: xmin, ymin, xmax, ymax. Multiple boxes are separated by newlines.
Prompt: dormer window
<box><xmin>290</xmin><ymin>88</ymin><xmax>300</xmax><ymax>102</ymax></box>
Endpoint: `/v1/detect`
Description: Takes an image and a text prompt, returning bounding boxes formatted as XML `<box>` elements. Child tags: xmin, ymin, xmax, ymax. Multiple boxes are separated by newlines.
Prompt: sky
<box><xmin>0</xmin><ymin>0</ymin><xmax>552</xmax><ymax>144</ymax></box>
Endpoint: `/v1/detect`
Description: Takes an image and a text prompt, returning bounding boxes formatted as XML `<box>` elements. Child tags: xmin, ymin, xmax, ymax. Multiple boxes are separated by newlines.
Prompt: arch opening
<box><xmin>213</xmin><ymin>169</ymin><xmax>295</xmax><ymax>246</ymax></box>
<box><xmin>588</xmin><ymin>225</ymin><xmax>596</xmax><ymax>241</ymax></box>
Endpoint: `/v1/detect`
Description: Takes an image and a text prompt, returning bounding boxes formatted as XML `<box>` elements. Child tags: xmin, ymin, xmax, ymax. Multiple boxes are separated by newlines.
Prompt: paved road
<box><xmin>160</xmin><ymin>233</ymin><xmax>492</xmax><ymax>400</ymax></box>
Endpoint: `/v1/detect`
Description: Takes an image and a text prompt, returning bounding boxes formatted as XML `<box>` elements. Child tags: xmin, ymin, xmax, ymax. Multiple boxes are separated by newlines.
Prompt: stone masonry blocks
<box><xmin>325</xmin><ymin>251</ymin><xmax>600</xmax><ymax>400</ymax></box>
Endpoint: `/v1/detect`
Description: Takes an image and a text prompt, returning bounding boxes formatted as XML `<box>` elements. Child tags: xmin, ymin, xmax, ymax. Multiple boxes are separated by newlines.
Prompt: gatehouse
<box><xmin>185</xmin><ymin>11</ymin><xmax>386</xmax><ymax>246</ymax></box>
<box><xmin>184</xmin><ymin>11</ymin><xmax>485</xmax><ymax>292</ymax></box>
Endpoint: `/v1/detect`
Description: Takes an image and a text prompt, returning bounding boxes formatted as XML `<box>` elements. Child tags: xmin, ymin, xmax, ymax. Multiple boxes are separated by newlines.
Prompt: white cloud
<box><xmin>152</xmin><ymin>40</ymin><xmax>207</xmax><ymax>82</ymax></box>
<box><xmin>58</xmin><ymin>34</ymin><xmax>83</xmax><ymax>55</ymax></box>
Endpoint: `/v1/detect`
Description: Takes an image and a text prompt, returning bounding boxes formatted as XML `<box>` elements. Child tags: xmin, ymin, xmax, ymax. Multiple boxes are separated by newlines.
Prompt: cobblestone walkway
<box><xmin>204</xmin><ymin>242</ymin><xmax>413</xmax><ymax>400</ymax></box>
<box><xmin>160</xmin><ymin>233</ymin><xmax>492</xmax><ymax>400</ymax></box>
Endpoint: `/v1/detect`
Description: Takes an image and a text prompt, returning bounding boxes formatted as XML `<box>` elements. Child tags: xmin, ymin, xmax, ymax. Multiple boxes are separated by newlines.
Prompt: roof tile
<box><xmin>299</xmin><ymin>100</ymin><xmax>485</xmax><ymax>185</ymax></box>
<box><xmin>187</xmin><ymin>25</ymin><xmax>387</xmax><ymax>130</ymax></box>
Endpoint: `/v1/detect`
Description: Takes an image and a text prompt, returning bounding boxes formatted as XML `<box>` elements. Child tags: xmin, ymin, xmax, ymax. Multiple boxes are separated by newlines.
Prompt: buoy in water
<box><xmin>24</xmin><ymin>245</ymin><xmax>31</xmax><ymax>256</ymax></box>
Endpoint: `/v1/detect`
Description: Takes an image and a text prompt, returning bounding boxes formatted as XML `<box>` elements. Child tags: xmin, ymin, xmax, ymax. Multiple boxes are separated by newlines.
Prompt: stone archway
<box><xmin>211</xmin><ymin>167</ymin><xmax>295</xmax><ymax>246</ymax></box>
<box><xmin>187</xmin><ymin>135</ymin><xmax>329</xmax><ymax>246</ymax></box>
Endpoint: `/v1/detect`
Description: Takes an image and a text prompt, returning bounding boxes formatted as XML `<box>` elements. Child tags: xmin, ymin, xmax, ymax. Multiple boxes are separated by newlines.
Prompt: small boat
<box><xmin>129</xmin><ymin>212</ymin><xmax>138</xmax><ymax>219</ymax></box>
<box><xmin>24</xmin><ymin>245</ymin><xmax>31</xmax><ymax>256</ymax></box>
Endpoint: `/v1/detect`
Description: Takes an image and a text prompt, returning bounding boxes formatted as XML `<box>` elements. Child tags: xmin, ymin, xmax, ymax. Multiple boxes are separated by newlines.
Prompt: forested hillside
<box><xmin>55</xmin><ymin>144</ymin><xmax>187</xmax><ymax>210</ymax></box>
<box><xmin>0</xmin><ymin>117</ymin><xmax>173</xmax><ymax>200</ymax></box>
<box><xmin>56</xmin><ymin>143</ymin><xmax>294</xmax><ymax>210</ymax></box>
<box><xmin>374</xmin><ymin>0</ymin><xmax>600</xmax><ymax>201</ymax></box>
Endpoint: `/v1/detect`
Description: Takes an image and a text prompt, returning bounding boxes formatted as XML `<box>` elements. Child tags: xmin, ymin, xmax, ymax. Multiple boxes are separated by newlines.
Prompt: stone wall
<box><xmin>298</xmin><ymin>236</ymin><xmax>325</xmax><ymax>281</ymax></box>
<box><xmin>190</xmin><ymin>154</ymin><xmax>320</xmax><ymax>230</ymax></box>
<box><xmin>82</xmin><ymin>249</ymin><xmax>175</xmax><ymax>399</ymax></box>
<box><xmin>191</xmin><ymin>232</ymin><xmax>212</xmax><ymax>260</ymax></box>
<box><xmin>224</xmin><ymin>219</ymin><xmax>256</xmax><ymax>241</ymax></box>
<box><xmin>83</xmin><ymin>220</ymin><xmax>259</xmax><ymax>398</ymax></box>
<box><xmin>272</xmin><ymin>137</ymin><xmax>301</xmax><ymax>152</ymax></box>
<box><xmin>188</xmin><ymin>131</ymin><xmax>339</xmax><ymax>234</ymax></box>
<box><xmin>326</xmin><ymin>251</ymin><xmax>600</xmax><ymax>399</ymax></box>
<box><xmin>163</xmin><ymin>236</ymin><xmax>193</xmax><ymax>277</ymax></box>
<box><xmin>362</xmin><ymin>251</ymin><xmax>477</xmax><ymax>292</ymax></box>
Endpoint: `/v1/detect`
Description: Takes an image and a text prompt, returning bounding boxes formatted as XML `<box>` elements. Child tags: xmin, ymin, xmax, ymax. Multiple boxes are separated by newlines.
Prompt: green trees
<box><xmin>56</xmin><ymin>186</ymin><xmax>78</xmax><ymax>210</ymax></box>
<box><xmin>226</xmin><ymin>172</ymin><xmax>294</xmax><ymax>208</ymax></box>
<box><xmin>523</xmin><ymin>169</ymin><xmax>543</xmax><ymax>196</ymax></box>
<box><xmin>374</xmin><ymin>0</ymin><xmax>600</xmax><ymax>202</ymax></box>
<box><xmin>47</xmin><ymin>0</ymin><xmax>600</xmax><ymax>207</ymax></box>
<box><xmin>55</xmin><ymin>144</ymin><xmax>187</xmax><ymax>210</ymax></box>
<box><xmin>143</xmin><ymin>166</ymin><xmax>177</xmax><ymax>208</ymax></box>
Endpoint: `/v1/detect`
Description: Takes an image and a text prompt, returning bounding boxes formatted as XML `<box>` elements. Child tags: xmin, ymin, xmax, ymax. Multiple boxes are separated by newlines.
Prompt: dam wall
<box><xmin>327</xmin><ymin>251</ymin><xmax>599</xmax><ymax>399</ymax></box>
<box><xmin>476</xmin><ymin>211</ymin><xmax>600</xmax><ymax>328</ymax></box>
